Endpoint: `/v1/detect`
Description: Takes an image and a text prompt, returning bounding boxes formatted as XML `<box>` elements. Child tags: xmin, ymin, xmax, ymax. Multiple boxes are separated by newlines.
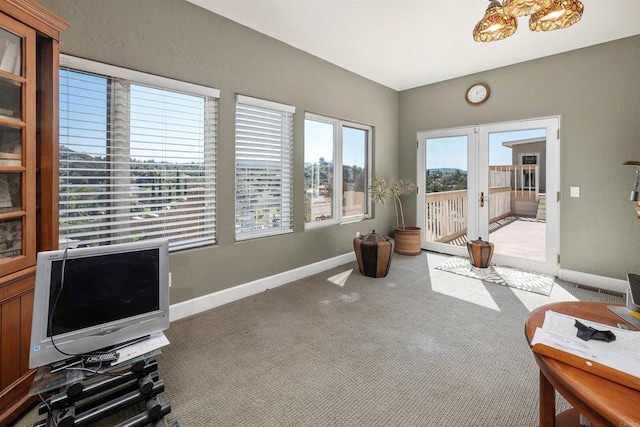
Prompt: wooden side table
<box><xmin>524</xmin><ymin>301</ymin><xmax>640</xmax><ymax>427</ymax></box>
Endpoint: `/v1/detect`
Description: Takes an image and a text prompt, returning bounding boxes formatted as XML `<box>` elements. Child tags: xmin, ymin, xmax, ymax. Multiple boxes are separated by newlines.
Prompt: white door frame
<box><xmin>417</xmin><ymin>116</ymin><xmax>560</xmax><ymax>276</ymax></box>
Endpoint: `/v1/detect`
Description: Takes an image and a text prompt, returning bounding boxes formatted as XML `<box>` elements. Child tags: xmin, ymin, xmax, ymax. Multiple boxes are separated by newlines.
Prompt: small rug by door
<box><xmin>434</xmin><ymin>256</ymin><xmax>554</xmax><ymax>296</ymax></box>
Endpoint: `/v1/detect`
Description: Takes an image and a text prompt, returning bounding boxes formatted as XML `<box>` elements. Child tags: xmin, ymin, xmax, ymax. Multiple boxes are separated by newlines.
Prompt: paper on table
<box><xmin>530</xmin><ymin>311</ymin><xmax>640</xmax><ymax>378</ymax></box>
<box><xmin>117</xmin><ymin>331</ymin><xmax>170</xmax><ymax>364</ymax></box>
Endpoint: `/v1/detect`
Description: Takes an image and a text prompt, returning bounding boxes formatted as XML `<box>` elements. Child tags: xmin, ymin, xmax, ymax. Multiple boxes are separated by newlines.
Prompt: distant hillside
<box><xmin>426</xmin><ymin>168</ymin><xmax>467</xmax><ymax>193</ymax></box>
<box><xmin>427</xmin><ymin>168</ymin><xmax>467</xmax><ymax>174</ymax></box>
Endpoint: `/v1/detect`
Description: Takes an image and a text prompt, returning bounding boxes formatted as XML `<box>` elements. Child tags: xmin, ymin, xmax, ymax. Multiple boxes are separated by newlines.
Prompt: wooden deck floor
<box><xmin>449</xmin><ymin>215</ymin><xmax>546</xmax><ymax>262</ymax></box>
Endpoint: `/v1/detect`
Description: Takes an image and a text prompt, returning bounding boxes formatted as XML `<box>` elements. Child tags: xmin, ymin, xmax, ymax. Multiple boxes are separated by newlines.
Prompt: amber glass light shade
<box><xmin>503</xmin><ymin>0</ymin><xmax>552</xmax><ymax>17</ymax></box>
<box><xmin>473</xmin><ymin>0</ymin><xmax>518</xmax><ymax>42</ymax></box>
<box><xmin>529</xmin><ymin>0</ymin><xmax>584</xmax><ymax>32</ymax></box>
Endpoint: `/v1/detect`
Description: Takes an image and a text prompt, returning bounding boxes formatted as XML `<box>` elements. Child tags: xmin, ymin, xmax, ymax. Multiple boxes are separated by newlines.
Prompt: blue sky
<box><xmin>304</xmin><ymin>120</ymin><xmax>333</xmax><ymax>164</ymax></box>
<box><xmin>60</xmin><ymin>69</ymin><xmax>205</xmax><ymax>163</ymax></box>
<box><xmin>305</xmin><ymin>119</ymin><xmax>547</xmax><ymax>171</ymax></box>
<box><xmin>426</xmin><ymin>128</ymin><xmax>546</xmax><ymax>171</ymax></box>
<box><xmin>304</xmin><ymin>120</ymin><xmax>367</xmax><ymax>167</ymax></box>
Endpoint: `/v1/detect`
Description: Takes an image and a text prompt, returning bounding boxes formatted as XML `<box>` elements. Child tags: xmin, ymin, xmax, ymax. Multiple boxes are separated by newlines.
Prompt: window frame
<box><xmin>519</xmin><ymin>152</ymin><xmax>540</xmax><ymax>191</ymax></box>
<box><xmin>58</xmin><ymin>55</ymin><xmax>219</xmax><ymax>251</ymax></box>
<box><xmin>60</xmin><ymin>55</ymin><xmax>220</xmax><ymax>99</ymax></box>
<box><xmin>304</xmin><ymin>112</ymin><xmax>372</xmax><ymax>230</ymax></box>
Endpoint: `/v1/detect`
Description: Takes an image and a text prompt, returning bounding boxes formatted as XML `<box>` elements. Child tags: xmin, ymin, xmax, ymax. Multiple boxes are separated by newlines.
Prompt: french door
<box><xmin>417</xmin><ymin>117</ymin><xmax>559</xmax><ymax>275</ymax></box>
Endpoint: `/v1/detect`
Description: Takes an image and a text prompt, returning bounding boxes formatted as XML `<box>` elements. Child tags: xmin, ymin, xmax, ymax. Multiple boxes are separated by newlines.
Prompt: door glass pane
<box><xmin>0</xmin><ymin>127</ymin><xmax>21</xmax><ymax>165</ymax></box>
<box><xmin>425</xmin><ymin>136</ymin><xmax>468</xmax><ymax>244</ymax></box>
<box><xmin>488</xmin><ymin>129</ymin><xmax>546</xmax><ymax>262</ymax></box>
<box><xmin>0</xmin><ymin>27</ymin><xmax>22</xmax><ymax>76</ymax></box>
<box><xmin>0</xmin><ymin>217</ymin><xmax>22</xmax><ymax>261</ymax></box>
<box><xmin>304</xmin><ymin>119</ymin><xmax>334</xmax><ymax>223</ymax></box>
<box><xmin>342</xmin><ymin>126</ymin><xmax>367</xmax><ymax>218</ymax></box>
<box><xmin>0</xmin><ymin>78</ymin><xmax>22</xmax><ymax>120</ymax></box>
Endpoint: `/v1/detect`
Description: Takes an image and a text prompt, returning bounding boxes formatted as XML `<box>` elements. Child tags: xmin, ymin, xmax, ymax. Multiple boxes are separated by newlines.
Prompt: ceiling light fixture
<box><xmin>473</xmin><ymin>0</ymin><xmax>518</xmax><ymax>42</ymax></box>
<box><xmin>529</xmin><ymin>0</ymin><xmax>584</xmax><ymax>32</ymax></box>
<box><xmin>503</xmin><ymin>0</ymin><xmax>551</xmax><ymax>17</ymax></box>
<box><xmin>474</xmin><ymin>0</ymin><xmax>584</xmax><ymax>42</ymax></box>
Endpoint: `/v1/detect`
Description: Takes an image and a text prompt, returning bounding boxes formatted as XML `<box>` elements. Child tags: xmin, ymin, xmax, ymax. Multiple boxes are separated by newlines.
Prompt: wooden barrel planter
<box><xmin>353</xmin><ymin>231</ymin><xmax>394</xmax><ymax>278</ymax></box>
<box><xmin>466</xmin><ymin>237</ymin><xmax>494</xmax><ymax>268</ymax></box>
<box><xmin>393</xmin><ymin>226</ymin><xmax>421</xmax><ymax>256</ymax></box>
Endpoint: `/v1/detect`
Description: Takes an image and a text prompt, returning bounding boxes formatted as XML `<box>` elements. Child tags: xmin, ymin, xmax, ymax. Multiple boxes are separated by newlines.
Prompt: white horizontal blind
<box><xmin>235</xmin><ymin>96</ymin><xmax>294</xmax><ymax>240</ymax></box>
<box><xmin>59</xmin><ymin>65</ymin><xmax>217</xmax><ymax>250</ymax></box>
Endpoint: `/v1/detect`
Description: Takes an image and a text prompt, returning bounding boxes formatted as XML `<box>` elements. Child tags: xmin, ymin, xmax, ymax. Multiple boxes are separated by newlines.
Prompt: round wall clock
<box><xmin>465</xmin><ymin>83</ymin><xmax>490</xmax><ymax>105</ymax></box>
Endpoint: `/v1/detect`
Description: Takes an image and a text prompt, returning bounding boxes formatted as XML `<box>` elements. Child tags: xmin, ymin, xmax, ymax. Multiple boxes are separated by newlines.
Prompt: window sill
<box><xmin>340</xmin><ymin>215</ymin><xmax>370</xmax><ymax>225</ymax></box>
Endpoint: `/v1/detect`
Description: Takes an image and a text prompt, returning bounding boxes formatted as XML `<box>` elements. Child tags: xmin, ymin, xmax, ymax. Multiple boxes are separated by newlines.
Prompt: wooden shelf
<box><xmin>0</xmin><ymin>68</ymin><xmax>26</xmax><ymax>83</ymax></box>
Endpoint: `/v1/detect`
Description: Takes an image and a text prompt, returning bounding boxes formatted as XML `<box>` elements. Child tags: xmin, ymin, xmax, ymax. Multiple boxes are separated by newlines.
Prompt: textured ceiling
<box><xmin>186</xmin><ymin>0</ymin><xmax>640</xmax><ymax>91</ymax></box>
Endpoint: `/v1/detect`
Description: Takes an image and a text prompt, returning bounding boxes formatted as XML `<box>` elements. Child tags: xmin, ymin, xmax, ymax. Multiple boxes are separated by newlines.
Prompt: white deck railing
<box><xmin>425</xmin><ymin>165</ymin><xmax>539</xmax><ymax>243</ymax></box>
<box><xmin>425</xmin><ymin>189</ymin><xmax>467</xmax><ymax>243</ymax></box>
<box><xmin>490</xmin><ymin>164</ymin><xmax>539</xmax><ymax>200</ymax></box>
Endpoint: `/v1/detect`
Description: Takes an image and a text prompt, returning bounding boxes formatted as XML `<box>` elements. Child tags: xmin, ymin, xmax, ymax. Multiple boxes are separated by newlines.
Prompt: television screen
<box><xmin>48</xmin><ymin>249</ymin><xmax>160</xmax><ymax>336</ymax></box>
<box><xmin>29</xmin><ymin>239</ymin><xmax>170</xmax><ymax>369</ymax></box>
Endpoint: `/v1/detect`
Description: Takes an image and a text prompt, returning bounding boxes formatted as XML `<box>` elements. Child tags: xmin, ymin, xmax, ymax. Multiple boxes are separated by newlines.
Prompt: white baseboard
<box><xmin>558</xmin><ymin>269</ymin><xmax>628</xmax><ymax>294</ymax></box>
<box><xmin>169</xmin><ymin>255</ymin><xmax>626</xmax><ymax>322</ymax></box>
<box><xmin>170</xmin><ymin>252</ymin><xmax>356</xmax><ymax>322</ymax></box>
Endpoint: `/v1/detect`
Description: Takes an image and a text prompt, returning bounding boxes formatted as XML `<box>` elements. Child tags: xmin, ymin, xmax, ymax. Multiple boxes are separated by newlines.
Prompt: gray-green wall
<box><xmin>399</xmin><ymin>35</ymin><xmax>640</xmax><ymax>280</ymax></box>
<box><xmin>40</xmin><ymin>0</ymin><xmax>399</xmax><ymax>304</ymax></box>
<box><xmin>36</xmin><ymin>0</ymin><xmax>640</xmax><ymax>296</ymax></box>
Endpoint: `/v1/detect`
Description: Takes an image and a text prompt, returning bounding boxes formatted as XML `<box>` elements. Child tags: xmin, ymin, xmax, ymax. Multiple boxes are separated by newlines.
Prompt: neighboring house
<box><xmin>502</xmin><ymin>137</ymin><xmax>547</xmax><ymax>193</ymax></box>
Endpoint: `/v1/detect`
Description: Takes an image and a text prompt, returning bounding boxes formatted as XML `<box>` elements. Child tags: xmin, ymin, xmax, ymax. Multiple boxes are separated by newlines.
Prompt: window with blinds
<box><xmin>235</xmin><ymin>95</ymin><xmax>295</xmax><ymax>240</ymax></box>
<box><xmin>58</xmin><ymin>56</ymin><xmax>219</xmax><ymax>251</ymax></box>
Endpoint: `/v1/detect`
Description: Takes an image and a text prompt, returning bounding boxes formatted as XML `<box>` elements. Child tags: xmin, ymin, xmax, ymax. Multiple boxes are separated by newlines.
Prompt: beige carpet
<box><xmin>12</xmin><ymin>252</ymin><xmax>624</xmax><ymax>426</ymax></box>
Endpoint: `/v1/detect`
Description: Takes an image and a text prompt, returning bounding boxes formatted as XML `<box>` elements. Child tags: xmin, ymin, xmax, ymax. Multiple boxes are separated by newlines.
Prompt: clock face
<box><xmin>466</xmin><ymin>83</ymin><xmax>490</xmax><ymax>105</ymax></box>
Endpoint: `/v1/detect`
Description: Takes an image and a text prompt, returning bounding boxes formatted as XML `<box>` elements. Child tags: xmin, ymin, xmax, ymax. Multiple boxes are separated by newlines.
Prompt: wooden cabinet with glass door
<box><xmin>0</xmin><ymin>1</ymin><xmax>68</xmax><ymax>425</ymax></box>
<box><xmin>0</xmin><ymin>9</ymin><xmax>36</xmax><ymax>274</ymax></box>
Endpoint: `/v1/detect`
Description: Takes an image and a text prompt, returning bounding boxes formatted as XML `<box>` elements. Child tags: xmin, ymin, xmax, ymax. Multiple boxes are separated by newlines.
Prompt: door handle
<box><xmin>480</xmin><ymin>192</ymin><xmax>485</xmax><ymax>208</ymax></box>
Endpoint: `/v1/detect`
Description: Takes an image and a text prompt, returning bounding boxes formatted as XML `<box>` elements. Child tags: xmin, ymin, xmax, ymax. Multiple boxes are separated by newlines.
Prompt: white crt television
<box><xmin>29</xmin><ymin>239</ymin><xmax>170</xmax><ymax>369</ymax></box>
